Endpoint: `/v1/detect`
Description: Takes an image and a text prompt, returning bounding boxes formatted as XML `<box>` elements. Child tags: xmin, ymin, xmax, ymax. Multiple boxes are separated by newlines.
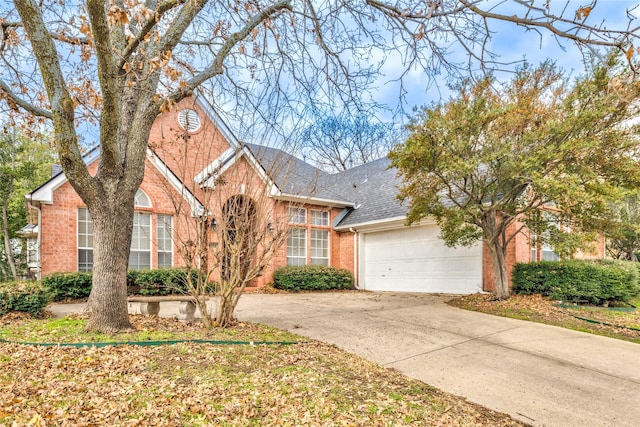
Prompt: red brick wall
<box><xmin>40</xmin><ymin>157</ymin><xmax>191</xmax><ymax>276</ymax></box>
<box><xmin>245</xmin><ymin>202</ymin><xmax>356</xmax><ymax>287</ymax></box>
<box><xmin>482</xmin><ymin>221</ymin><xmax>606</xmax><ymax>292</ymax></box>
<box><xmin>146</xmin><ymin>97</ymin><xmax>233</xmax><ymax>210</ymax></box>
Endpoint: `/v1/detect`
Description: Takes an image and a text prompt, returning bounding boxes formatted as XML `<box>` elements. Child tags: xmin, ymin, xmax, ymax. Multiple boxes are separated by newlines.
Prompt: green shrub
<box><xmin>42</xmin><ymin>268</ymin><xmax>209</xmax><ymax>300</ymax></box>
<box><xmin>512</xmin><ymin>259</ymin><xmax>640</xmax><ymax>305</ymax></box>
<box><xmin>134</xmin><ymin>268</ymin><xmax>191</xmax><ymax>296</ymax></box>
<box><xmin>0</xmin><ymin>281</ymin><xmax>50</xmax><ymax>317</ymax></box>
<box><xmin>42</xmin><ymin>272</ymin><xmax>93</xmax><ymax>302</ymax></box>
<box><xmin>273</xmin><ymin>265</ymin><xmax>353</xmax><ymax>291</ymax></box>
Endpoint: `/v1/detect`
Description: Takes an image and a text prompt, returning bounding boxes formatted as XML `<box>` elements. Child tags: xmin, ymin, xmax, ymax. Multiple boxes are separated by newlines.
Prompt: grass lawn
<box><xmin>448</xmin><ymin>293</ymin><xmax>640</xmax><ymax>344</ymax></box>
<box><xmin>0</xmin><ymin>314</ymin><xmax>524</xmax><ymax>426</ymax></box>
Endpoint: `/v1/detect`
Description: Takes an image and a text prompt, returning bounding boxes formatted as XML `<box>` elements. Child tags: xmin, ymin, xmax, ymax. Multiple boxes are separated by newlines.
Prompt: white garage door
<box><xmin>361</xmin><ymin>225</ymin><xmax>483</xmax><ymax>293</ymax></box>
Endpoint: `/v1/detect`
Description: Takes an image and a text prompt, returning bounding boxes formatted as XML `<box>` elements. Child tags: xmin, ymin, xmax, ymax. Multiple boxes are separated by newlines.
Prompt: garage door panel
<box><xmin>362</xmin><ymin>225</ymin><xmax>482</xmax><ymax>294</ymax></box>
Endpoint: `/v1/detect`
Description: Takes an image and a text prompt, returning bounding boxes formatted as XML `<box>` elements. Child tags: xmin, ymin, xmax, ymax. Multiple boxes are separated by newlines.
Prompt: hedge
<box><xmin>273</xmin><ymin>265</ymin><xmax>353</xmax><ymax>291</ymax></box>
<box><xmin>0</xmin><ymin>281</ymin><xmax>50</xmax><ymax>317</ymax></box>
<box><xmin>41</xmin><ymin>272</ymin><xmax>93</xmax><ymax>301</ymax></box>
<box><xmin>512</xmin><ymin>260</ymin><xmax>640</xmax><ymax>305</ymax></box>
<box><xmin>42</xmin><ymin>268</ymin><xmax>208</xmax><ymax>301</ymax></box>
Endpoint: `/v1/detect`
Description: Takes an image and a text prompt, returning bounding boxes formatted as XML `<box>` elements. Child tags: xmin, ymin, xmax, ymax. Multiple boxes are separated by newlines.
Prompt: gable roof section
<box><xmin>194</xmin><ymin>95</ymin><xmax>241</xmax><ymax>150</ymax></box>
<box><xmin>145</xmin><ymin>149</ymin><xmax>204</xmax><ymax>215</ymax></box>
<box><xmin>27</xmin><ymin>145</ymin><xmax>100</xmax><ymax>205</ymax></box>
<box><xmin>27</xmin><ymin>147</ymin><xmax>204</xmax><ymax>216</ymax></box>
<box><xmin>29</xmin><ymin>94</ymin><xmax>407</xmax><ymax>227</ymax></box>
<box><xmin>244</xmin><ymin>144</ymin><xmax>355</xmax><ymax>207</ymax></box>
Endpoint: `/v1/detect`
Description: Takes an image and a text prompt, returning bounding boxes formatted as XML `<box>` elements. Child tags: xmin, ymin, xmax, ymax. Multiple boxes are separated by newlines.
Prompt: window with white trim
<box><xmin>77</xmin><ymin>207</ymin><xmax>93</xmax><ymax>272</ymax></box>
<box><xmin>310</xmin><ymin>209</ymin><xmax>329</xmax><ymax>226</ymax></box>
<box><xmin>135</xmin><ymin>189</ymin><xmax>151</xmax><ymax>207</ymax></box>
<box><xmin>541</xmin><ymin>242</ymin><xmax>560</xmax><ymax>261</ymax></box>
<box><xmin>287</xmin><ymin>206</ymin><xmax>306</xmax><ymax>224</ymax></box>
<box><xmin>310</xmin><ymin>229</ymin><xmax>329</xmax><ymax>265</ymax></box>
<box><xmin>157</xmin><ymin>214</ymin><xmax>173</xmax><ymax>268</ymax></box>
<box><xmin>27</xmin><ymin>237</ymin><xmax>39</xmax><ymax>266</ymax></box>
<box><xmin>129</xmin><ymin>212</ymin><xmax>152</xmax><ymax>270</ymax></box>
<box><xmin>287</xmin><ymin>228</ymin><xmax>306</xmax><ymax>266</ymax></box>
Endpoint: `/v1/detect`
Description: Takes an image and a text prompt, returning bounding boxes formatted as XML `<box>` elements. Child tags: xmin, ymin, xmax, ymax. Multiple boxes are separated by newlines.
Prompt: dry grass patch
<box><xmin>449</xmin><ymin>294</ymin><xmax>640</xmax><ymax>344</ymax></box>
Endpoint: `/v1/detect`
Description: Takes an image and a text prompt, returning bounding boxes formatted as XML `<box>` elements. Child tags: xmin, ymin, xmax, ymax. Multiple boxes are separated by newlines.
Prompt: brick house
<box><xmin>23</xmin><ymin>96</ymin><xmax>605</xmax><ymax>292</ymax></box>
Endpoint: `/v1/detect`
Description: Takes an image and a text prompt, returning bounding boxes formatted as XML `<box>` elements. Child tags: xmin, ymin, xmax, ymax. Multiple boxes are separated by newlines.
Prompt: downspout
<box><xmin>34</xmin><ymin>204</ymin><xmax>42</xmax><ymax>280</ymax></box>
<box><xmin>349</xmin><ymin>227</ymin><xmax>358</xmax><ymax>289</ymax></box>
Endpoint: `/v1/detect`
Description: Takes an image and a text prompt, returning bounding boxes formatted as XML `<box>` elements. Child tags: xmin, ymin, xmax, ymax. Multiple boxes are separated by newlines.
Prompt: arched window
<box><xmin>134</xmin><ymin>189</ymin><xmax>151</xmax><ymax>208</ymax></box>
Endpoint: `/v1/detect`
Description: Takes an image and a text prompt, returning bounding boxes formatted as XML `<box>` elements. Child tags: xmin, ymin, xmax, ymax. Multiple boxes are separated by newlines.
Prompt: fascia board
<box><xmin>29</xmin><ymin>150</ymin><xmax>100</xmax><ymax>204</ymax></box>
<box><xmin>195</xmin><ymin>95</ymin><xmax>241</xmax><ymax>149</ymax></box>
<box><xmin>240</xmin><ymin>145</ymin><xmax>276</xmax><ymax>189</ymax></box>
<box><xmin>200</xmin><ymin>145</ymin><xmax>280</xmax><ymax>197</ymax></box>
<box><xmin>29</xmin><ymin>172</ymin><xmax>68</xmax><ymax>204</ymax></box>
<box><xmin>194</xmin><ymin>146</ymin><xmax>238</xmax><ymax>184</ymax></box>
<box><xmin>274</xmin><ymin>193</ymin><xmax>355</xmax><ymax>208</ymax></box>
<box><xmin>333</xmin><ymin>216</ymin><xmax>436</xmax><ymax>232</ymax></box>
<box><xmin>146</xmin><ymin>149</ymin><xmax>204</xmax><ymax>216</ymax></box>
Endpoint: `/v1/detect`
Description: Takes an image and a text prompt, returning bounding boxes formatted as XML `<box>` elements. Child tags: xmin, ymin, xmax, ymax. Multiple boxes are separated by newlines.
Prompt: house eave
<box><xmin>274</xmin><ymin>193</ymin><xmax>355</xmax><ymax>209</ymax></box>
<box><xmin>333</xmin><ymin>216</ymin><xmax>438</xmax><ymax>232</ymax></box>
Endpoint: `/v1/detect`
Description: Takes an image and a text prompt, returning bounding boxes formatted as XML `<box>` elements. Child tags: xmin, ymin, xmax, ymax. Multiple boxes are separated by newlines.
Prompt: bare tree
<box><xmin>1</xmin><ymin>1</ymin><xmax>638</xmax><ymax>331</ymax></box>
<box><xmin>299</xmin><ymin>114</ymin><xmax>402</xmax><ymax>172</ymax></box>
<box><xmin>153</xmin><ymin>119</ymin><xmax>288</xmax><ymax>328</ymax></box>
<box><xmin>173</xmin><ymin>177</ymin><xmax>288</xmax><ymax>328</ymax></box>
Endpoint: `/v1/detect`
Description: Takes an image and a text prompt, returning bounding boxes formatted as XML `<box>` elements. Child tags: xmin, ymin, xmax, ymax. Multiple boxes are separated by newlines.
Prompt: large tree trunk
<box><xmin>487</xmin><ymin>239</ymin><xmax>510</xmax><ymax>299</ymax></box>
<box><xmin>2</xmin><ymin>199</ymin><xmax>18</xmax><ymax>280</ymax></box>
<box><xmin>482</xmin><ymin>211</ymin><xmax>510</xmax><ymax>299</ymax></box>
<box><xmin>85</xmin><ymin>198</ymin><xmax>135</xmax><ymax>332</ymax></box>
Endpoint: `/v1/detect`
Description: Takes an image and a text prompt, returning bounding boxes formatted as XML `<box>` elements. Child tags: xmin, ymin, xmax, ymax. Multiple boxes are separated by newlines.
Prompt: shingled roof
<box><xmin>245</xmin><ymin>143</ymin><xmax>354</xmax><ymax>206</ymax></box>
<box><xmin>327</xmin><ymin>157</ymin><xmax>408</xmax><ymax>228</ymax></box>
<box><xmin>245</xmin><ymin>143</ymin><xmax>407</xmax><ymax>228</ymax></box>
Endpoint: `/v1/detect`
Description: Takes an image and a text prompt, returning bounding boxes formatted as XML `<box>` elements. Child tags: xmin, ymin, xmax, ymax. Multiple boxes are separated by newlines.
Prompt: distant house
<box><xmin>22</xmin><ymin>96</ymin><xmax>605</xmax><ymax>293</ymax></box>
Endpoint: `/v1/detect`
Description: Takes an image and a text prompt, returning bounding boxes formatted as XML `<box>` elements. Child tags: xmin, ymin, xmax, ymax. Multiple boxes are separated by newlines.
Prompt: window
<box><xmin>129</xmin><ymin>212</ymin><xmax>151</xmax><ymax>270</ymax></box>
<box><xmin>78</xmin><ymin>208</ymin><xmax>93</xmax><ymax>272</ymax></box>
<box><xmin>287</xmin><ymin>228</ymin><xmax>306</xmax><ymax>266</ymax></box>
<box><xmin>135</xmin><ymin>189</ymin><xmax>151</xmax><ymax>207</ymax></box>
<box><xmin>310</xmin><ymin>229</ymin><xmax>329</xmax><ymax>265</ymax></box>
<box><xmin>541</xmin><ymin>243</ymin><xmax>560</xmax><ymax>261</ymax></box>
<box><xmin>287</xmin><ymin>206</ymin><xmax>306</xmax><ymax>224</ymax></box>
<box><xmin>310</xmin><ymin>210</ymin><xmax>329</xmax><ymax>226</ymax></box>
<box><xmin>26</xmin><ymin>237</ymin><xmax>39</xmax><ymax>266</ymax></box>
<box><xmin>530</xmin><ymin>219</ymin><xmax>561</xmax><ymax>262</ymax></box>
<box><xmin>157</xmin><ymin>214</ymin><xmax>173</xmax><ymax>268</ymax></box>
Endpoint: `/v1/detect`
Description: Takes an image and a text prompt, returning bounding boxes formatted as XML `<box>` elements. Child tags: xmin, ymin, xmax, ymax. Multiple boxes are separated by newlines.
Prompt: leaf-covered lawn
<box><xmin>0</xmin><ymin>315</ymin><xmax>524</xmax><ymax>426</ymax></box>
<box><xmin>449</xmin><ymin>294</ymin><xmax>640</xmax><ymax>344</ymax></box>
<box><xmin>0</xmin><ymin>314</ymin><xmax>299</xmax><ymax>344</ymax></box>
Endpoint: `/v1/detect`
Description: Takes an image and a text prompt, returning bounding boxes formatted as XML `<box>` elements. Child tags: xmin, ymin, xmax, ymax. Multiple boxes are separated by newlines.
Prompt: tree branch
<box><xmin>164</xmin><ymin>0</ymin><xmax>292</xmax><ymax>106</ymax></box>
<box><xmin>13</xmin><ymin>0</ymin><xmax>97</xmax><ymax>204</ymax></box>
<box><xmin>148</xmin><ymin>0</ymin><xmax>209</xmax><ymax>58</ymax></box>
<box><xmin>117</xmin><ymin>0</ymin><xmax>187</xmax><ymax>70</ymax></box>
<box><xmin>0</xmin><ymin>79</ymin><xmax>52</xmax><ymax>119</ymax></box>
<box><xmin>86</xmin><ymin>0</ymin><xmax>121</xmax><ymax>175</ymax></box>
<box><xmin>460</xmin><ymin>0</ymin><xmax>634</xmax><ymax>49</ymax></box>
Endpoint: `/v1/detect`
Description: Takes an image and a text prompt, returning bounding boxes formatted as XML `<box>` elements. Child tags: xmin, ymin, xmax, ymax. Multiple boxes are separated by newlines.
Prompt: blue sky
<box><xmin>13</xmin><ymin>1</ymin><xmax>638</xmax><ymax>146</ymax></box>
<box><xmin>372</xmin><ymin>1</ymin><xmax>640</xmax><ymax>114</ymax></box>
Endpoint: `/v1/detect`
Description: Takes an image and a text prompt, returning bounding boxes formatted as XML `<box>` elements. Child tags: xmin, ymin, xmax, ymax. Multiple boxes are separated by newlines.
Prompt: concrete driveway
<box><xmin>233</xmin><ymin>292</ymin><xmax>640</xmax><ymax>427</ymax></box>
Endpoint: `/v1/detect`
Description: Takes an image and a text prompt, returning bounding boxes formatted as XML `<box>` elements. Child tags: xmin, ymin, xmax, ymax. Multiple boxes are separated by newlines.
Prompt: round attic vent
<box><xmin>177</xmin><ymin>108</ymin><xmax>201</xmax><ymax>132</ymax></box>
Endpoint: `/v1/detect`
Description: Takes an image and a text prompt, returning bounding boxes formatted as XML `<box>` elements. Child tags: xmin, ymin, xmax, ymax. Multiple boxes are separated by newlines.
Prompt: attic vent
<box><xmin>177</xmin><ymin>108</ymin><xmax>201</xmax><ymax>132</ymax></box>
